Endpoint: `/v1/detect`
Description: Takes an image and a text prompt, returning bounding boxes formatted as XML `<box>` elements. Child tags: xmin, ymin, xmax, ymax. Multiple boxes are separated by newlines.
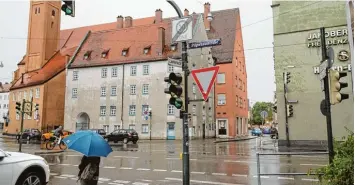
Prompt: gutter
<box><xmin>121</xmin><ymin>64</ymin><xmax>125</xmax><ymax>129</ymax></box>
<box><xmin>66</xmin><ymin>30</ymin><xmax>91</xmax><ymax>70</ymax></box>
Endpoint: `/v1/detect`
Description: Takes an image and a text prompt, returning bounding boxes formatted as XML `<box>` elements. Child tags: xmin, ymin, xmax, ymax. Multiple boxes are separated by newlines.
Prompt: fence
<box><xmin>256</xmin><ymin>152</ymin><xmax>329</xmax><ymax>185</ymax></box>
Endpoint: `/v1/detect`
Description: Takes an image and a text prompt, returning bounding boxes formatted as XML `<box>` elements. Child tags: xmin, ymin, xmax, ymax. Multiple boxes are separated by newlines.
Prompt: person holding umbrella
<box><xmin>62</xmin><ymin>130</ymin><xmax>113</xmax><ymax>185</ymax></box>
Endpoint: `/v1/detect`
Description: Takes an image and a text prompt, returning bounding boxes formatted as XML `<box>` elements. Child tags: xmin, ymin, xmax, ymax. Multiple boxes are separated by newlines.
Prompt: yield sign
<box><xmin>191</xmin><ymin>66</ymin><xmax>220</xmax><ymax>101</ymax></box>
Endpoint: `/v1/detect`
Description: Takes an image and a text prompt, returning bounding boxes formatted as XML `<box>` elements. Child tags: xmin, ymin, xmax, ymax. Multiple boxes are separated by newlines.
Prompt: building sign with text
<box><xmin>307</xmin><ymin>29</ymin><xmax>349</xmax><ymax>48</ymax></box>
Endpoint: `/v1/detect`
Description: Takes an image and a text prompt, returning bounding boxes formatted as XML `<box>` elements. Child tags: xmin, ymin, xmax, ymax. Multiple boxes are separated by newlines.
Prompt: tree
<box><xmin>251</xmin><ymin>102</ymin><xmax>273</xmax><ymax>125</ymax></box>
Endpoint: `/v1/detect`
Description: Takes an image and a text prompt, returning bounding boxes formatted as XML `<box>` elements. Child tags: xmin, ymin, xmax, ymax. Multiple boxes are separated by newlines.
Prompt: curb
<box><xmin>34</xmin><ymin>150</ymin><xmax>65</xmax><ymax>155</ymax></box>
<box><xmin>214</xmin><ymin>136</ymin><xmax>258</xmax><ymax>143</ymax></box>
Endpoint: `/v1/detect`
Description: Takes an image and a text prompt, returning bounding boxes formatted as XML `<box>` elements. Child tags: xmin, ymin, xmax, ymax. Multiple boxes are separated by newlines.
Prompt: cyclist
<box><xmin>54</xmin><ymin>126</ymin><xmax>64</xmax><ymax>144</ymax></box>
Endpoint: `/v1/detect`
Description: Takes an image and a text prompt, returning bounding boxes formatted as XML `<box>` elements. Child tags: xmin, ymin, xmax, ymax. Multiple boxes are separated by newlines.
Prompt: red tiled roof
<box><xmin>0</xmin><ymin>83</ymin><xmax>11</xmax><ymax>93</ymax></box>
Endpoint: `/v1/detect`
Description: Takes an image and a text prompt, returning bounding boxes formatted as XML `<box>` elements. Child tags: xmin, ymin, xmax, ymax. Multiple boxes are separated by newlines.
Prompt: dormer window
<box><xmin>83</xmin><ymin>50</ymin><xmax>92</xmax><ymax>60</ymax></box>
<box><xmin>101</xmin><ymin>49</ymin><xmax>110</xmax><ymax>58</ymax></box>
<box><xmin>143</xmin><ymin>46</ymin><xmax>151</xmax><ymax>55</ymax></box>
<box><xmin>122</xmin><ymin>48</ymin><xmax>129</xmax><ymax>56</ymax></box>
<box><xmin>170</xmin><ymin>43</ymin><xmax>178</xmax><ymax>51</ymax></box>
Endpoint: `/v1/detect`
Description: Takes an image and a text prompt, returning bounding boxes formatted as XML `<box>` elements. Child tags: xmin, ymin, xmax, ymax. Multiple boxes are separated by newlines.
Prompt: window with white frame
<box><xmin>192</xmin><ymin>85</ymin><xmax>196</xmax><ymax>94</ymax></box>
<box><xmin>0</xmin><ymin>95</ymin><xmax>2</xmax><ymax>100</ymax></box>
<box><xmin>16</xmin><ymin>113</ymin><xmax>19</xmax><ymax>120</ymax></box>
<box><xmin>27</xmin><ymin>114</ymin><xmax>31</xmax><ymax>120</ymax></box>
<box><xmin>167</xmin><ymin>105</ymin><xmax>174</xmax><ymax>115</ymax></box>
<box><xmin>110</xmin><ymin>106</ymin><xmax>116</xmax><ymax>116</ymax></box>
<box><xmin>29</xmin><ymin>90</ymin><xmax>33</xmax><ymax>99</ymax></box>
<box><xmin>73</xmin><ymin>71</ymin><xmax>78</xmax><ymax>80</ymax></box>
<box><xmin>111</xmin><ymin>86</ymin><xmax>117</xmax><ymax>96</ymax></box>
<box><xmin>130</xmin><ymin>85</ymin><xmax>136</xmax><ymax>95</ymax></box>
<box><xmin>129</xmin><ymin>124</ymin><xmax>135</xmax><ymax>130</ymax></box>
<box><xmin>142</xmin><ymin>124</ymin><xmax>149</xmax><ymax>133</ymax></box>
<box><xmin>143</xmin><ymin>65</ymin><xmax>149</xmax><ymax>75</ymax></box>
<box><xmin>114</xmin><ymin>125</ymin><xmax>120</xmax><ymax>131</ymax></box>
<box><xmin>34</xmin><ymin>110</ymin><xmax>38</xmax><ymax>120</ymax></box>
<box><xmin>100</xmin><ymin>106</ymin><xmax>106</xmax><ymax>116</ymax></box>
<box><xmin>18</xmin><ymin>92</ymin><xmax>22</xmax><ymax>100</ymax></box>
<box><xmin>35</xmin><ymin>88</ymin><xmax>40</xmax><ymax>98</ymax></box>
<box><xmin>130</xmin><ymin>66</ymin><xmax>137</xmax><ymax>76</ymax></box>
<box><xmin>72</xmin><ymin>88</ymin><xmax>78</xmax><ymax>98</ymax></box>
<box><xmin>192</xmin><ymin>105</ymin><xmax>196</xmax><ymax>114</ymax></box>
<box><xmin>103</xmin><ymin>125</ymin><xmax>109</xmax><ymax>133</ymax></box>
<box><xmin>217</xmin><ymin>73</ymin><xmax>225</xmax><ymax>84</ymax></box>
<box><xmin>101</xmin><ymin>87</ymin><xmax>106</xmax><ymax>96</ymax></box>
<box><xmin>168</xmin><ymin>65</ymin><xmax>174</xmax><ymax>73</ymax></box>
<box><xmin>217</xmin><ymin>94</ymin><xmax>226</xmax><ymax>105</ymax></box>
<box><xmin>23</xmin><ymin>91</ymin><xmax>27</xmax><ymax>100</ymax></box>
<box><xmin>142</xmin><ymin>84</ymin><xmax>149</xmax><ymax>94</ymax></box>
<box><xmin>129</xmin><ymin>105</ymin><xmax>136</xmax><ymax>116</ymax></box>
<box><xmin>101</xmin><ymin>68</ymin><xmax>107</xmax><ymax>78</ymax></box>
<box><xmin>142</xmin><ymin>105</ymin><xmax>149</xmax><ymax>116</ymax></box>
<box><xmin>111</xmin><ymin>67</ymin><xmax>118</xmax><ymax>77</ymax></box>
<box><xmin>3</xmin><ymin>95</ymin><xmax>6</xmax><ymax>100</ymax></box>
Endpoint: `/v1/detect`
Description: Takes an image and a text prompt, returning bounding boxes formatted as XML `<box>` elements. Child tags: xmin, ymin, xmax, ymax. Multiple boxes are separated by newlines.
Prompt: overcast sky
<box><xmin>0</xmin><ymin>0</ymin><xmax>275</xmax><ymax>103</ymax></box>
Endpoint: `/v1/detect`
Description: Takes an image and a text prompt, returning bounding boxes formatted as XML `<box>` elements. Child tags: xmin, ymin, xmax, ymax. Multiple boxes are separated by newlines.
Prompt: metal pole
<box><xmin>166</xmin><ymin>1</ymin><xmax>190</xmax><ymax>184</ymax></box>
<box><xmin>18</xmin><ymin>99</ymin><xmax>25</xmax><ymax>152</ymax></box>
<box><xmin>283</xmin><ymin>72</ymin><xmax>290</xmax><ymax>147</ymax></box>
<box><xmin>256</xmin><ymin>152</ymin><xmax>261</xmax><ymax>185</ymax></box>
<box><xmin>149</xmin><ymin>113</ymin><xmax>152</xmax><ymax>140</ymax></box>
<box><xmin>320</xmin><ymin>27</ymin><xmax>334</xmax><ymax>164</ymax></box>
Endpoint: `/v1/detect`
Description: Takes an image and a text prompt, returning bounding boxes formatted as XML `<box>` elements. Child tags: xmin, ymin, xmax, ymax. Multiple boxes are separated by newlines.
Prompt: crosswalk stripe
<box><xmin>112</xmin><ymin>180</ymin><xmax>130</xmax><ymax>184</ymax></box>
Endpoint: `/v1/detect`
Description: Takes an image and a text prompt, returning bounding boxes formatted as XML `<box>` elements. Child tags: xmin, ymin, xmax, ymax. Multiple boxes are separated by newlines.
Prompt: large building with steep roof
<box><xmin>0</xmin><ymin>82</ymin><xmax>11</xmax><ymax>131</ymax></box>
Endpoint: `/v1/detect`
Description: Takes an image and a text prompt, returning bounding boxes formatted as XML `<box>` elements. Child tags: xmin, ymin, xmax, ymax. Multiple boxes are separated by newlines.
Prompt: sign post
<box><xmin>260</xmin><ymin>111</ymin><xmax>268</xmax><ymax>125</ymax></box>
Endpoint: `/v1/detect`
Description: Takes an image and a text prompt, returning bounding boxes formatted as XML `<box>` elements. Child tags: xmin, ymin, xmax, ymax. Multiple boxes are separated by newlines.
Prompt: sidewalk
<box><xmin>214</xmin><ymin>135</ymin><xmax>258</xmax><ymax>143</ymax></box>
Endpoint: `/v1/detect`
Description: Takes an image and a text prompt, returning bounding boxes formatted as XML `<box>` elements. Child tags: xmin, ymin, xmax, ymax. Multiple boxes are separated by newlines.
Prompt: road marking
<box><xmin>232</xmin><ymin>174</ymin><xmax>248</xmax><ymax>177</ymax></box>
<box><xmin>212</xmin><ymin>173</ymin><xmax>227</xmax><ymax>176</ymax></box>
<box><xmin>103</xmin><ymin>166</ymin><xmax>116</xmax><ymax>169</ymax></box>
<box><xmin>99</xmin><ymin>178</ymin><xmax>111</xmax><ymax>181</ymax></box>
<box><xmin>140</xmin><ymin>179</ymin><xmax>152</xmax><ymax>182</ymax></box>
<box><xmin>50</xmin><ymin>173</ymin><xmax>58</xmax><ymax>176</ymax></box>
<box><xmin>120</xmin><ymin>167</ymin><xmax>133</xmax><ymax>170</ymax></box>
<box><xmin>108</xmin><ymin>183</ymin><xmax>124</xmax><ymax>185</ymax></box>
<box><xmin>137</xmin><ymin>168</ymin><xmax>150</xmax><ymax>171</ymax></box>
<box><xmin>112</xmin><ymin>180</ymin><xmax>130</xmax><ymax>183</ymax></box>
<box><xmin>58</xmin><ymin>163</ymin><xmax>71</xmax><ymax>166</ymax></box>
<box><xmin>171</xmin><ymin>170</ymin><xmax>182</xmax><ymax>173</ymax></box>
<box><xmin>302</xmin><ymin>178</ymin><xmax>319</xmax><ymax>182</ymax></box>
<box><xmin>73</xmin><ymin>164</ymin><xmax>79</xmax><ymax>167</ymax></box>
<box><xmin>191</xmin><ymin>171</ymin><xmax>205</xmax><ymax>174</ymax></box>
<box><xmin>153</xmin><ymin>169</ymin><xmax>167</xmax><ymax>172</ymax></box>
<box><xmin>166</xmin><ymin>158</ymin><xmax>179</xmax><ymax>160</ymax></box>
<box><xmin>48</xmin><ymin>163</ymin><xmax>56</xmax><ymax>166</ymax></box>
<box><xmin>253</xmin><ymin>175</ymin><xmax>270</xmax><ymax>179</ymax></box>
<box><xmin>132</xmin><ymin>182</ymin><xmax>149</xmax><ymax>185</ymax></box>
<box><xmin>190</xmin><ymin>159</ymin><xmax>197</xmax><ymax>161</ymax></box>
<box><xmin>165</xmin><ymin>177</ymin><xmax>245</xmax><ymax>185</ymax></box>
<box><xmin>60</xmin><ymin>174</ymin><xmax>76</xmax><ymax>178</ymax></box>
<box><xmin>54</xmin><ymin>176</ymin><xmax>67</xmax><ymax>179</ymax></box>
<box><xmin>300</xmin><ymin>164</ymin><xmax>327</xmax><ymax>167</ymax></box>
<box><xmin>278</xmin><ymin>177</ymin><xmax>294</xmax><ymax>180</ymax></box>
<box><xmin>114</xmin><ymin>156</ymin><xmax>139</xmax><ymax>159</ymax></box>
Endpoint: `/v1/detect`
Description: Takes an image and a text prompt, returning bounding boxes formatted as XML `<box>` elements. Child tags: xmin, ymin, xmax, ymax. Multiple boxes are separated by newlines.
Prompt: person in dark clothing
<box><xmin>54</xmin><ymin>126</ymin><xmax>64</xmax><ymax>137</ymax></box>
<box><xmin>78</xmin><ymin>155</ymin><xmax>101</xmax><ymax>185</ymax></box>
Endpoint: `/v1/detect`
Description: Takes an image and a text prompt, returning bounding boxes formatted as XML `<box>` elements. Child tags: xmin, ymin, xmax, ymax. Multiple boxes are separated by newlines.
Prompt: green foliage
<box><xmin>315</xmin><ymin>131</ymin><xmax>354</xmax><ymax>185</ymax></box>
<box><xmin>251</xmin><ymin>102</ymin><xmax>273</xmax><ymax>124</ymax></box>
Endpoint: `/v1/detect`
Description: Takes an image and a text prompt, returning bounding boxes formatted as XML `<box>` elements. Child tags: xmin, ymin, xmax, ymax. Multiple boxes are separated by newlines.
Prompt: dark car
<box><xmin>104</xmin><ymin>129</ymin><xmax>139</xmax><ymax>144</ymax></box>
<box><xmin>20</xmin><ymin>128</ymin><xmax>41</xmax><ymax>141</ymax></box>
<box><xmin>89</xmin><ymin>129</ymin><xmax>106</xmax><ymax>136</ymax></box>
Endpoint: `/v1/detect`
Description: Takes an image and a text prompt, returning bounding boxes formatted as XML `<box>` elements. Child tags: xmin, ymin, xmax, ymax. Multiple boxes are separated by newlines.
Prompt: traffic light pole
<box><xmin>320</xmin><ymin>27</ymin><xmax>334</xmax><ymax>163</ymax></box>
<box><xmin>283</xmin><ymin>72</ymin><xmax>290</xmax><ymax>147</ymax></box>
<box><xmin>18</xmin><ymin>99</ymin><xmax>25</xmax><ymax>152</ymax></box>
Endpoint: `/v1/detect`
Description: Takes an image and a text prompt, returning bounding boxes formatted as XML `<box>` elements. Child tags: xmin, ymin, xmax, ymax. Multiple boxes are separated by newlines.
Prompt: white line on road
<box><xmin>212</xmin><ymin>173</ymin><xmax>227</xmax><ymax>176</ymax></box>
<box><xmin>253</xmin><ymin>175</ymin><xmax>270</xmax><ymax>179</ymax></box>
<box><xmin>302</xmin><ymin>178</ymin><xmax>319</xmax><ymax>182</ymax></box>
<box><xmin>153</xmin><ymin>169</ymin><xmax>167</xmax><ymax>172</ymax></box>
<box><xmin>108</xmin><ymin>183</ymin><xmax>125</xmax><ymax>185</ymax></box>
<box><xmin>232</xmin><ymin>174</ymin><xmax>247</xmax><ymax>177</ymax></box>
<box><xmin>166</xmin><ymin>158</ymin><xmax>179</xmax><ymax>160</ymax></box>
<box><xmin>136</xmin><ymin>168</ymin><xmax>150</xmax><ymax>171</ymax></box>
<box><xmin>278</xmin><ymin>177</ymin><xmax>294</xmax><ymax>180</ymax></box>
<box><xmin>58</xmin><ymin>164</ymin><xmax>71</xmax><ymax>166</ymax></box>
<box><xmin>165</xmin><ymin>177</ymin><xmax>245</xmax><ymax>185</ymax></box>
<box><xmin>59</xmin><ymin>174</ymin><xmax>76</xmax><ymax>178</ymax></box>
<box><xmin>300</xmin><ymin>164</ymin><xmax>327</xmax><ymax>167</ymax></box>
<box><xmin>99</xmin><ymin>178</ymin><xmax>111</xmax><ymax>181</ymax></box>
<box><xmin>140</xmin><ymin>179</ymin><xmax>152</xmax><ymax>182</ymax></box>
<box><xmin>191</xmin><ymin>171</ymin><xmax>206</xmax><ymax>175</ymax></box>
<box><xmin>171</xmin><ymin>170</ymin><xmax>182</xmax><ymax>173</ymax></box>
<box><xmin>112</xmin><ymin>180</ymin><xmax>130</xmax><ymax>183</ymax></box>
<box><xmin>114</xmin><ymin>156</ymin><xmax>139</xmax><ymax>159</ymax></box>
<box><xmin>132</xmin><ymin>182</ymin><xmax>149</xmax><ymax>185</ymax></box>
<box><xmin>103</xmin><ymin>166</ymin><xmax>116</xmax><ymax>169</ymax></box>
<box><xmin>49</xmin><ymin>173</ymin><xmax>58</xmax><ymax>176</ymax></box>
<box><xmin>190</xmin><ymin>159</ymin><xmax>197</xmax><ymax>161</ymax></box>
<box><xmin>53</xmin><ymin>176</ymin><xmax>67</xmax><ymax>179</ymax></box>
<box><xmin>73</xmin><ymin>164</ymin><xmax>79</xmax><ymax>167</ymax></box>
<box><xmin>120</xmin><ymin>167</ymin><xmax>133</xmax><ymax>170</ymax></box>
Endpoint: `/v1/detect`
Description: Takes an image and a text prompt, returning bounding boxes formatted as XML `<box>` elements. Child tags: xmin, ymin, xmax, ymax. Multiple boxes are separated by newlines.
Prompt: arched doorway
<box><xmin>76</xmin><ymin>112</ymin><xmax>90</xmax><ymax>131</ymax></box>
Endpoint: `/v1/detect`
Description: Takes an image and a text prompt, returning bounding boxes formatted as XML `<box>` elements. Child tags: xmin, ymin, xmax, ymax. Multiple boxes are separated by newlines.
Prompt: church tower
<box><xmin>25</xmin><ymin>0</ymin><xmax>61</xmax><ymax>72</ymax></box>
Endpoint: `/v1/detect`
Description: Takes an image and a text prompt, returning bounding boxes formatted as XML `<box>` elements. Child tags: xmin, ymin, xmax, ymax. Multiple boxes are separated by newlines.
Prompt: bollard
<box><xmin>256</xmin><ymin>152</ymin><xmax>261</xmax><ymax>185</ymax></box>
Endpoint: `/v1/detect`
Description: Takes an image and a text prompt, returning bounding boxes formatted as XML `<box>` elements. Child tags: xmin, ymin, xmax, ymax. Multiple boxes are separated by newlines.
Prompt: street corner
<box><xmin>213</xmin><ymin>136</ymin><xmax>258</xmax><ymax>143</ymax></box>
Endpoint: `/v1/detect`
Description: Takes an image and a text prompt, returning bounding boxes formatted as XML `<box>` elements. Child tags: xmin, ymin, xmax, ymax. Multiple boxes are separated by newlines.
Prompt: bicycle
<box><xmin>45</xmin><ymin>135</ymin><xmax>67</xmax><ymax>150</ymax></box>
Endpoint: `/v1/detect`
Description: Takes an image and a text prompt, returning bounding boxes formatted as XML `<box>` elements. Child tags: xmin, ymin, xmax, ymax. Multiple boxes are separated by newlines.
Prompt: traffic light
<box><xmin>284</xmin><ymin>72</ymin><xmax>291</xmax><ymax>84</ymax></box>
<box><xmin>164</xmin><ymin>73</ymin><xmax>183</xmax><ymax>109</ymax></box>
<box><xmin>273</xmin><ymin>105</ymin><xmax>277</xmax><ymax>113</ymax></box>
<box><xmin>61</xmin><ymin>0</ymin><xmax>75</xmax><ymax>17</ymax></box>
<box><xmin>35</xmin><ymin>104</ymin><xmax>39</xmax><ymax>111</ymax></box>
<box><xmin>287</xmin><ymin>104</ymin><xmax>293</xmax><ymax>117</ymax></box>
<box><xmin>15</xmin><ymin>102</ymin><xmax>21</xmax><ymax>113</ymax></box>
<box><xmin>329</xmin><ymin>69</ymin><xmax>349</xmax><ymax>105</ymax></box>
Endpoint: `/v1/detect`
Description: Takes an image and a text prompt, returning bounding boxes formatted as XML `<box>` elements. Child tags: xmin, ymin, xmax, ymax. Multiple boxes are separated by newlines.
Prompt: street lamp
<box><xmin>206</xmin><ymin>12</ymin><xmax>213</xmax><ymax>22</ymax></box>
<box><xmin>149</xmin><ymin>108</ymin><xmax>152</xmax><ymax>140</ymax></box>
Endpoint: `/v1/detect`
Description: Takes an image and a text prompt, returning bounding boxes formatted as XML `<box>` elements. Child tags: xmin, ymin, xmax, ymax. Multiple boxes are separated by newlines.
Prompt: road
<box><xmin>0</xmin><ymin>136</ymin><xmax>327</xmax><ymax>185</ymax></box>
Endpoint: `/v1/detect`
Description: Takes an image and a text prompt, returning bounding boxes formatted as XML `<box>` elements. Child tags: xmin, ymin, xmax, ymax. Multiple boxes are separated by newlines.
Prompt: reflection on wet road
<box><xmin>1</xmin><ymin>137</ymin><xmax>326</xmax><ymax>185</ymax></box>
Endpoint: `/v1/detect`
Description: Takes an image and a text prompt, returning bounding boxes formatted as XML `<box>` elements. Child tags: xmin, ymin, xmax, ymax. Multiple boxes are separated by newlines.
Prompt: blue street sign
<box><xmin>188</xmin><ymin>39</ymin><xmax>222</xmax><ymax>49</ymax></box>
<box><xmin>260</xmin><ymin>111</ymin><xmax>268</xmax><ymax>119</ymax></box>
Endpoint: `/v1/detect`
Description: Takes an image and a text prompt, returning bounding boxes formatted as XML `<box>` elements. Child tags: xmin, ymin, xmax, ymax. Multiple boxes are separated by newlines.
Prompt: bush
<box><xmin>316</xmin><ymin>132</ymin><xmax>354</xmax><ymax>185</ymax></box>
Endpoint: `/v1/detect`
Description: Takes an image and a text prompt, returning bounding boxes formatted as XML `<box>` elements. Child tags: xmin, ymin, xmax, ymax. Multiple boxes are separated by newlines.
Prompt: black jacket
<box><xmin>78</xmin><ymin>156</ymin><xmax>100</xmax><ymax>180</ymax></box>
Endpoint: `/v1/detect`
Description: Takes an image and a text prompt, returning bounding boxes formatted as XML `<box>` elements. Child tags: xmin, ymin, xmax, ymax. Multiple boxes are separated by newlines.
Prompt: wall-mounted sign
<box><xmin>307</xmin><ymin>29</ymin><xmax>349</xmax><ymax>48</ymax></box>
<box><xmin>313</xmin><ymin>64</ymin><xmax>352</xmax><ymax>74</ymax></box>
<box><xmin>188</xmin><ymin>39</ymin><xmax>222</xmax><ymax>49</ymax></box>
<box><xmin>338</xmin><ymin>50</ymin><xmax>350</xmax><ymax>61</ymax></box>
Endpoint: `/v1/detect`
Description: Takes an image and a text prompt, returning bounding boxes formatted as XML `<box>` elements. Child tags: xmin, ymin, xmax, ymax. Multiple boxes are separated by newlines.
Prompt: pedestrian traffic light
<box><xmin>287</xmin><ymin>104</ymin><xmax>293</xmax><ymax>117</ymax></box>
<box><xmin>15</xmin><ymin>102</ymin><xmax>21</xmax><ymax>113</ymax></box>
<box><xmin>164</xmin><ymin>73</ymin><xmax>183</xmax><ymax>109</ymax></box>
<box><xmin>329</xmin><ymin>69</ymin><xmax>349</xmax><ymax>105</ymax></box>
<box><xmin>284</xmin><ymin>72</ymin><xmax>291</xmax><ymax>84</ymax></box>
<box><xmin>35</xmin><ymin>104</ymin><xmax>39</xmax><ymax>111</ymax></box>
<box><xmin>61</xmin><ymin>0</ymin><xmax>75</xmax><ymax>17</ymax></box>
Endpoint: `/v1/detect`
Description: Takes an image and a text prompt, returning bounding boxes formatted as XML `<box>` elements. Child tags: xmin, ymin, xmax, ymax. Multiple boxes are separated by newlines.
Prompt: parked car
<box><xmin>0</xmin><ymin>148</ymin><xmax>50</xmax><ymax>185</ymax></box>
<box><xmin>20</xmin><ymin>128</ymin><xmax>41</xmax><ymax>141</ymax></box>
<box><xmin>262</xmin><ymin>127</ymin><xmax>272</xmax><ymax>134</ymax></box>
<box><xmin>42</xmin><ymin>130</ymin><xmax>73</xmax><ymax>141</ymax></box>
<box><xmin>89</xmin><ymin>129</ymin><xmax>106</xmax><ymax>136</ymax></box>
<box><xmin>251</xmin><ymin>128</ymin><xmax>262</xmax><ymax>136</ymax></box>
<box><xmin>104</xmin><ymin>129</ymin><xmax>139</xmax><ymax>144</ymax></box>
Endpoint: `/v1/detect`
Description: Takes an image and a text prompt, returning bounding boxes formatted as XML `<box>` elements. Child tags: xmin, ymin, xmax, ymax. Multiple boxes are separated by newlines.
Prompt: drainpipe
<box><xmin>121</xmin><ymin>64</ymin><xmax>125</xmax><ymax>129</ymax></box>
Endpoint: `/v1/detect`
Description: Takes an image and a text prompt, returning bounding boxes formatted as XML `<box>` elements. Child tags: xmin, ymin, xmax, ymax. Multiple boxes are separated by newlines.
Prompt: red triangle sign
<box><xmin>191</xmin><ymin>66</ymin><xmax>220</xmax><ymax>101</ymax></box>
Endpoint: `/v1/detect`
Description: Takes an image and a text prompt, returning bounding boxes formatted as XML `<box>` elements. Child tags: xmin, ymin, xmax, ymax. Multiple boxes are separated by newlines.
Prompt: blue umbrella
<box><xmin>62</xmin><ymin>130</ymin><xmax>113</xmax><ymax>157</ymax></box>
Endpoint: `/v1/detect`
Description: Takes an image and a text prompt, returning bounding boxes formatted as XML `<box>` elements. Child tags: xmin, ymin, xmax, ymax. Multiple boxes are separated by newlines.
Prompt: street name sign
<box><xmin>318</xmin><ymin>59</ymin><xmax>328</xmax><ymax>80</ymax></box>
<box><xmin>188</xmin><ymin>39</ymin><xmax>222</xmax><ymax>49</ymax></box>
<box><xmin>168</xmin><ymin>58</ymin><xmax>182</xmax><ymax>68</ymax></box>
<box><xmin>191</xmin><ymin>66</ymin><xmax>220</xmax><ymax>101</ymax></box>
<box><xmin>172</xmin><ymin>17</ymin><xmax>193</xmax><ymax>42</ymax></box>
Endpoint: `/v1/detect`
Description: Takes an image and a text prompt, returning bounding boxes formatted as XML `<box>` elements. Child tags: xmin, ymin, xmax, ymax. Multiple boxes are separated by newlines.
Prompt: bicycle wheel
<box><xmin>46</xmin><ymin>141</ymin><xmax>56</xmax><ymax>150</ymax></box>
<box><xmin>59</xmin><ymin>141</ymin><xmax>67</xmax><ymax>150</ymax></box>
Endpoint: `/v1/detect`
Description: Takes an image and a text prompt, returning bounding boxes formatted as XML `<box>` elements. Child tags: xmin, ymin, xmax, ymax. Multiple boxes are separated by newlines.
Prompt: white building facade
<box><xmin>0</xmin><ymin>83</ymin><xmax>10</xmax><ymax>131</ymax></box>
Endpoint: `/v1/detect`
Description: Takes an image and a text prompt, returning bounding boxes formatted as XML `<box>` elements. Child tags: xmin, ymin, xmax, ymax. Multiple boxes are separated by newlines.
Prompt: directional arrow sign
<box><xmin>191</xmin><ymin>66</ymin><xmax>220</xmax><ymax>101</ymax></box>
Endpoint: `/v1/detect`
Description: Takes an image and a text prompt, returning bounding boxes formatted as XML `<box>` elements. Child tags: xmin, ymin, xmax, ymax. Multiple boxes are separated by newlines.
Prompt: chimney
<box><xmin>155</xmin><ymin>9</ymin><xmax>163</xmax><ymax>23</ymax></box>
<box><xmin>204</xmin><ymin>2</ymin><xmax>211</xmax><ymax>31</ymax></box>
<box><xmin>184</xmin><ymin>9</ymin><xmax>189</xmax><ymax>16</ymax></box>
<box><xmin>117</xmin><ymin>15</ymin><xmax>124</xmax><ymax>29</ymax></box>
<box><xmin>124</xmin><ymin>16</ymin><xmax>133</xmax><ymax>28</ymax></box>
<box><xmin>158</xmin><ymin>27</ymin><xmax>165</xmax><ymax>55</ymax></box>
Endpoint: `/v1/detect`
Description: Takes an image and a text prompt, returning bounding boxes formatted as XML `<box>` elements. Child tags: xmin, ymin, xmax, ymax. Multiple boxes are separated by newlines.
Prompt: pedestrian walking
<box><xmin>78</xmin><ymin>155</ymin><xmax>100</xmax><ymax>185</ymax></box>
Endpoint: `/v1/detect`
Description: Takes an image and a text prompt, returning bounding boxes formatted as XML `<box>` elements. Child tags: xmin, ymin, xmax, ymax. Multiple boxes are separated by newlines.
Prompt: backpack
<box><xmin>80</xmin><ymin>163</ymin><xmax>97</xmax><ymax>180</ymax></box>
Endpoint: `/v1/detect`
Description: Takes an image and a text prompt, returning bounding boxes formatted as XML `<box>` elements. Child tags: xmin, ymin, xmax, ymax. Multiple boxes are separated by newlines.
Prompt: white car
<box><xmin>0</xmin><ymin>148</ymin><xmax>50</xmax><ymax>185</ymax></box>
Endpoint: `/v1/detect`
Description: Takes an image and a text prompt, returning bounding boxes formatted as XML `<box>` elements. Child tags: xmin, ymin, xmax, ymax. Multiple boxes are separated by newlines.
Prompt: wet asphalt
<box><xmin>0</xmin><ymin>136</ymin><xmax>327</xmax><ymax>185</ymax></box>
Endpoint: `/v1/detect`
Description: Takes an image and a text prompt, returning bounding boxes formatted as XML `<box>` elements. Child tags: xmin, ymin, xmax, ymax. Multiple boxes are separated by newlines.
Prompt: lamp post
<box><xmin>149</xmin><ymin>108</ymin><xmax>152</xmax><ymax>140</ymax></box>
